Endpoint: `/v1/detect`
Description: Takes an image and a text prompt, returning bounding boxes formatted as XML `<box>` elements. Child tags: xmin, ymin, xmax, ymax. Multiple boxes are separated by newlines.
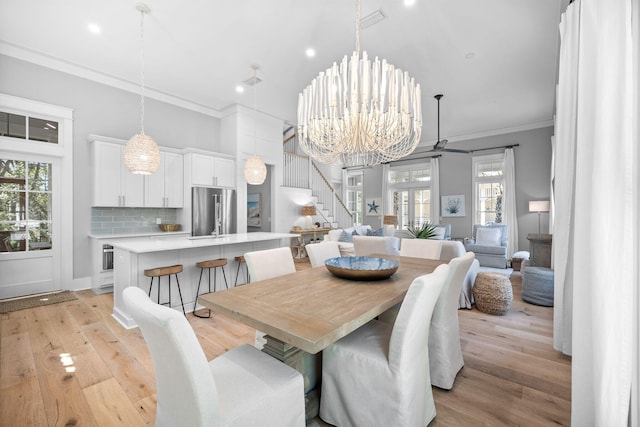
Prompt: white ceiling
<box><xmin>0</xmin><ymin>0</ymin><xmax>566</xmax><ymax>147</ymax></box>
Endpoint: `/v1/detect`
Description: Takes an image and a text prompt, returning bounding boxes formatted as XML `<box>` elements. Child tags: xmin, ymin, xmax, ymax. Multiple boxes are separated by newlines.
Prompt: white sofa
<box><xmin>323</xmin><ymin>225</ymin><xmax>376</xmax><ymax>257</ymax></box>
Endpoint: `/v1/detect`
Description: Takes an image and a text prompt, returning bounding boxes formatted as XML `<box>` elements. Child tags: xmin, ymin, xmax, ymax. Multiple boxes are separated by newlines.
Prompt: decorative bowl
<box><xmin>158</xmin><ymin>224</ymin><xmax>181</xmax><ymax>232</ymax></box>
<box><xmin>324</xmin><ymin>256</ymin><xmax>399</xmax><ymax>281</ymax></box>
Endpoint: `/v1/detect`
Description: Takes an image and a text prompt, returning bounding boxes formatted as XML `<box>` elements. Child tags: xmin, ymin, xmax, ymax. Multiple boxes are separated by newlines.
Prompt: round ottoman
<box><xmin>473</xmin><ymin>272</ymin><xmax>513</xmax><ymax>315</ymax></box>
<box><xmin>522</xmin><ymin>266</ymin><xmax>554</xmax><ymax>306</ymax></box>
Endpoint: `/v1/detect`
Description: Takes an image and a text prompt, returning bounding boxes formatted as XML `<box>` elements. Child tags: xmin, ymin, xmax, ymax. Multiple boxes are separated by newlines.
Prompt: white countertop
<box><xmin>103</xmin><ymin>232</ymin><xmax>297</xmax><ymax>254</ymax></box>
<box><xmin>89</xmin><ymin>231</ymin><xmax>190</xmax><ymax>239</ymax></box>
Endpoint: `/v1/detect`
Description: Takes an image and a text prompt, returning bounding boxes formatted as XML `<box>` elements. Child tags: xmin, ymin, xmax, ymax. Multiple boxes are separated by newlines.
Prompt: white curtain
<box><xmin>430</xmin><ymin>157</ymin><xmax>440</xmax><ymax>224</ymax></box>
<box><xmin>549</xmin><ymin>134</ymin><xmax>555</xmax><ymax>237</ymax></box>
<box><xmin>503</xmin><ymin>148</ymin><xmax>518</xmax><ymax>257</ymax></box>
<box><xmin>554</xmin><ymin>0</ymin><xmax>638</xmax><ymax>425</ymax></box>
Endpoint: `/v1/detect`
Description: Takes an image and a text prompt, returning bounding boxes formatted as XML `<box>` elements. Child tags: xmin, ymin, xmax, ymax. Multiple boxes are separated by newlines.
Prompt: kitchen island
<box><xmin>106</xmin><ymin>232</ymin><xmax>296</xmax><ymax>328</ymax></box>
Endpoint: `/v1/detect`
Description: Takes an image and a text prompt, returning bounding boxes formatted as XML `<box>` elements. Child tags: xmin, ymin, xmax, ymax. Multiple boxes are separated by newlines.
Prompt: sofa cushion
<box><xmin>475</xmin><ymin>227</ymin><xmax>501</xmax><ymax>246</ymax></box>
<box><xmin>327</xmin><ymin>229</ymin><xmax>343</xmax><ymax>242</ymax></box>
<box><xmin>339</xmin><ymin>230</ymin><xmax>354</xmax><ymax>243</ymax></box>
<box><xmin>465</xmin><ymin>243</ymin><xmax>507</xmax><ymax>256</ymax></box>
<box><xmin>431</xmin><ymin>226</ymin><xmax>447</xmax><ymax>240</ymax></box>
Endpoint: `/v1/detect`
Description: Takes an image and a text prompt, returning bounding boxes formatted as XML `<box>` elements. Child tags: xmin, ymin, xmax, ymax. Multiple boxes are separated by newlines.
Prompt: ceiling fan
<box><xmin>427</xmin><ymin>94</ymin><xmax>470</xmax><ymax>154</ymax></box>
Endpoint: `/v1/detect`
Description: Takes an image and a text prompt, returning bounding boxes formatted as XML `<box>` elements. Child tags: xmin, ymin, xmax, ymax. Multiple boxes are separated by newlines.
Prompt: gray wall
<box><xmin>0</xmin><ymin>55</ymin><xmax>221</xmax><ymax>279</ymax></box>
<box><xmin>360</xmin><ymin>126</ymin><xmax>553</xmax><ymax>251</ymax></box>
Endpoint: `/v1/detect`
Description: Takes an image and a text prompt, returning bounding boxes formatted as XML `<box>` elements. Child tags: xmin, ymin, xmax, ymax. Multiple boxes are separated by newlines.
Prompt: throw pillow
<box><xmin>339</xmin><ymin>230</ymin><xmax>353</xmax><ymax>243</ymax></box>
<box><xmin>367</xmin><ymin>227</ymin><xmax>384</xmax><ymax>236</ymax></box>
<box><xmin>475</xmin><ymin>227</ymin><xmax>501</xmax><ymax>246</ymax></box>
<box><xmin>431</xmin><ymin>226</ymin><xmax>446</xmax><ymax>240</ymax></box>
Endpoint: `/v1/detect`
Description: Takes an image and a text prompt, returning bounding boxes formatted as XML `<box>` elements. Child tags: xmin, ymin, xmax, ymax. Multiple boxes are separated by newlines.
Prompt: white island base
<box><xmin>108</xmin><ymin>232</ymin><xmax>296</xmax><ymax>329</ymax></box>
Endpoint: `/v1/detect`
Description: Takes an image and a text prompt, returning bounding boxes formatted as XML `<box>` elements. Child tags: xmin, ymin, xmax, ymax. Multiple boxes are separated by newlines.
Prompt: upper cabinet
<box><xmin>189</xmin><ymin>153</ymin><xmax>235</xmax><ymax>188</ymax></box>
<box><xmin>92</xmin><ymin>140</ymin><xmax>144</xmax><ymax>207</ymax></box>
<box><xmin>144</xmin><ymin>151</ymin><xmax>184</xmax><ymax>208</ymax></box>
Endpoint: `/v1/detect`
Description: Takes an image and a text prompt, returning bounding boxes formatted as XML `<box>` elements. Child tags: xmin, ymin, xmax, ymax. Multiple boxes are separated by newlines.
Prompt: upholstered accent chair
<box><xmin>123</xmin><ymin>287</ymin><xmax>305</xmax><ymax>427</ymax></box>
<box><xmin>320</xmin><ymin>265</ymin><xmax>450</xmax><ymax>427</ymax></box>
<box><xmin>464</xmin><ymin>224</ymin><xmax>509</xmax><ymax>268</ymax></box>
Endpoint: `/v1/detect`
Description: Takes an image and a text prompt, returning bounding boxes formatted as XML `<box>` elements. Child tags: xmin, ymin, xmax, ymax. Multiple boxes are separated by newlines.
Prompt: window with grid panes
<box><xmin>472</xmin><ymin>154</ymin><xmax>504</xmax><ymax>225</ymax></box>
<box><xmin>346</xmin><ymin>172</ymin><xmax>363</xmax><ymax>224</ymax></box>
<box><xmin>388</xmin><ymin>164</ymin><xmax>431</xmax><ymax>229</ymax></box>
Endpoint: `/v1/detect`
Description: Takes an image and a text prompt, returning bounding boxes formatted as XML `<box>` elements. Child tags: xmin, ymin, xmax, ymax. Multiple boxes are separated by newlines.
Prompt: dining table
<box><xmin>198</xmin><ymin>254</ymin><xmax>446</xmax><ymax>421</ymax></box>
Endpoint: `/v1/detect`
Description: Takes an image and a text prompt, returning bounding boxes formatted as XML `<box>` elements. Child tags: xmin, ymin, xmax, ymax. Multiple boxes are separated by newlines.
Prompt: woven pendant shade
<box><xmin>124</xmin><ymin>133</ymin><xmax>160</xmax><ymax>175</ymax></box>
<box><xmin>244</xmin><ymin>155</ymin><xmax>267</xmax><ymax>185</ymax></box>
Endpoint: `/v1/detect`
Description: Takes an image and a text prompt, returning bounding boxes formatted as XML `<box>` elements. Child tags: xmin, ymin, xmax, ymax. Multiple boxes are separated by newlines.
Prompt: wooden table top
<box><xmin>198</xmin><ymin>255</ymin><xmax>445</xmax><ymax>354</ymax></box>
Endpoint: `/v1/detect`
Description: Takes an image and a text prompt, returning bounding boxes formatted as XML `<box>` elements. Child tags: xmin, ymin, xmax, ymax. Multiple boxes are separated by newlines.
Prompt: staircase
<box><xmin>283</xmin><ymin>134</ymin><xmax>353</xmax><ymax>229</ymax></box>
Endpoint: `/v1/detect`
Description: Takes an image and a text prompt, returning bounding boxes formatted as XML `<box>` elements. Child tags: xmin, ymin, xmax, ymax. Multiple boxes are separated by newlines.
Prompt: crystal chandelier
<box><xmin>297</xmin><ymin>0</ymin><xmax>422</xmax><ymax>167</ymax></box>
<box><xmin>244</xmin><ymin>65</ymin><xmax>267</xmax><ymax>185</ymax></box>
<box><xmin>124</xmin><ymin>2</ymin><xmax>160</xmax><ymax>175</ymax></box>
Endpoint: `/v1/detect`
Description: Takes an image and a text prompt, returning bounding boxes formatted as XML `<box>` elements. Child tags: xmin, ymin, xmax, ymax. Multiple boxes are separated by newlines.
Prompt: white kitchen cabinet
<box><xmin>92</xmin><ymin>140</ymin><xmax>144</xmax><ymax>207</ymax></box>
<box><xmin>144</xmin><ymin>151</ymin><xmax>184</xmax><ymax>207</ymax></box>
<box><xmin>190</xmin><ymin>153</ymin><xmax>235</xmax><ymax>188</ymax></box>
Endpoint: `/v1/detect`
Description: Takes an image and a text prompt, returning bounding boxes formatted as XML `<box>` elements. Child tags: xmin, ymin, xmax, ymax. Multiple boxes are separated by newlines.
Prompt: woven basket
<box><xmin>473</xmin><ymin>272</ymin><xmax>513</xmax><ymax>315</ymax></box>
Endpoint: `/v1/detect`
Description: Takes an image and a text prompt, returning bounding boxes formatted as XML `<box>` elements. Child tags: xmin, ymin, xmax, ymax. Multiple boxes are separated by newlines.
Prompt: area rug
<box><xmin>0</xmin><ymin>291</ymin><xmax>77</xmax><ymax>314</ymax></box>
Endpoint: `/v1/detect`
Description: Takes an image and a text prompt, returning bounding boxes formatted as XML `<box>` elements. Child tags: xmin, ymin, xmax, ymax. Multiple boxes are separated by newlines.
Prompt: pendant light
<box><xmin>297</xmin><ymin>0</ymin><xmax>422</xmax><ymax>167</ymax></box>
<box><xmin>124</xmin><ymin>2</ymin><xmax>160</xmax><ymax>175</ymax></box>
<box><xmin>244</xmin><ymin>64</ymin><xmax>267</xmax><ymax>185</ymax></box>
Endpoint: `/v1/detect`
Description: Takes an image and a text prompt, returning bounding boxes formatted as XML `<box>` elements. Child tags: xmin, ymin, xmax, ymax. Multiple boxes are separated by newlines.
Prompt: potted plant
<box><xmin>407</xmin><ymin>222</ymin><xmax>439</xmax><ymax>239</ymax></box>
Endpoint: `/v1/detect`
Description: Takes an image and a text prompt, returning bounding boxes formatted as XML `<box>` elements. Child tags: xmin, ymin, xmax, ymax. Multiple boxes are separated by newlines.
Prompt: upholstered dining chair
<box><xmin>428</xmin><ymin>252</ymin><xmax>475</xmax><ymax>389</ymax></box>
<box><xmin>352</xmin><ymin>235</ymin><xmax>400</xmax><ymax>256</ymax></box>
<box><xmin>400</xmin><ymin>238</ymin><xmax>443</xmax><ymax>260</ymax></box>
<box><xmin>320</xmin><ymin>264</ymin><xmax>450</xmax><ymax>427</ymax></box>
<box><xmin>244</xmin><ymin>246</ymin><xmax>296</xmax><ymax>281</ymax></box>
<box><xmin>123</xmin><ymin>287</ymin><xmax>305</xmax><ymax>427</ymax></box>
<box><xmin>305</xmin><ymin>242</ymin><xmax>341</xmax><ymax>268</ymax></box>
<box><xmin>244</xmin><ymin>246</ymin><xmax>297</xmax><ymax>349</ymax></box>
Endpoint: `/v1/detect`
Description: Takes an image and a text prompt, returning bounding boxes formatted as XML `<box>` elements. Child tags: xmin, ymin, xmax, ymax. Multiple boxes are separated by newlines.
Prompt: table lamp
<box><xmin>383</xmin><ymin>215</ymin><xmax>398</xmax><ymax>237</ymax></box>
<box><xmin>301</xmin><ymin>205</ymin><xmax>316</xmax><ymax>229</ymax></box>
<box><xmin>528</xmin><ymin>200</ymin><xmax>550</xmax><ymax>234</ymax></box>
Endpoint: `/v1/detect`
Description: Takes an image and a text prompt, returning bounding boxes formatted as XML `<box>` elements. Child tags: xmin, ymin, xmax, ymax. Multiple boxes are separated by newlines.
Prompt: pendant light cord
<box><xmin>253</xmin><ymin>66</ymin><xmax>258</xmax><ymax>155</ymax></box>
<box><xmin>355</xmin><ymin>0</ymin><xmax>361</xmax><ymax>54</ymax></box>
<box><xmin>139</xmin><ymin>7</ymin><xmax>146</xmax><ymax>135</ymax></box>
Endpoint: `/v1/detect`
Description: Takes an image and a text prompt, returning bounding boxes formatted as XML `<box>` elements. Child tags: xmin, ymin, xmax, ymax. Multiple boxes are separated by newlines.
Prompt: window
<box><xmin>346</xmin><ymin>172</ymin><xmax>363</xmax><ymax>224</ymax></box>
<box><xmin>388</xmin><ymin>164</ymin><xmax>431</xmax><ymax>229</ymax></box>
<box><xmin>0</xmin><ymin>159</ymin><xmax>53</xmax><ymax>252</ymax></box>
<box><xmin>472</xmin><ymin>154</ymin><xmax>504</xmax><ymax>225</ymax></box>
<box><xmin>0</xmin><ymin>111</ymin><xmax>59</xmax><ymax>144</ymax></box>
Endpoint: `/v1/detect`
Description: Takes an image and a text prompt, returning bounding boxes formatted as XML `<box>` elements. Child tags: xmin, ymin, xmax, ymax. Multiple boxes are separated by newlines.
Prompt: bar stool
<box><xmin>234</xmin><ymin>255</ymin><xmax>250</xmax><ymax>286</ymax></box>
<box><xmin>144</xmin><ymin>264</ymin><xmax>185</xmax><ymax>315</ymax></box>
<box><xmin>193</xmin><ymin>258</ymin><xmax>228</xmax><ymax>318</ymax></box>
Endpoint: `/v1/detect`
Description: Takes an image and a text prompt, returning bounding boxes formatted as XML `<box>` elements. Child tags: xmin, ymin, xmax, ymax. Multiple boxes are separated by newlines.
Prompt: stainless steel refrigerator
<box><xmin>192</xmin><ymin>187</ymin><xmax>236</xmax><ymax>236</ymax></box>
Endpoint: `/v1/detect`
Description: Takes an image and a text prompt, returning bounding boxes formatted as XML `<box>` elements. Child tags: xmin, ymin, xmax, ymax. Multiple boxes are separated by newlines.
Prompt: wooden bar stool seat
<box><xmin>144</xmin><ymin>264</ymin><xmax>185</xmax><ymax>315</ymax></box>
<box><xmin>194</xmin><ymin>258</ymin><xmax>228</xmax><ymax>318</ymax></box>
<box><xmin>234</xmin><ymin>255</ymin><xmax>250</xmax><ymax>286</ymax></box>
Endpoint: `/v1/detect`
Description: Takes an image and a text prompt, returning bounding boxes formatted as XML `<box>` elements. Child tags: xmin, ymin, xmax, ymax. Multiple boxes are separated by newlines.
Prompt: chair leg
<box><xmin>174</xmin><ymin>274</ymin><xmax>186</xmax><ymax>316</ymax></box>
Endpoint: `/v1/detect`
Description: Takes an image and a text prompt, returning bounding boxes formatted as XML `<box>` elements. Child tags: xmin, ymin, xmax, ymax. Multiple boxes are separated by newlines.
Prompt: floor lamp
<box><xmin>528</xmin><ymin>200</ymin><xmax>550</xmax><ymax>234</ymax></box>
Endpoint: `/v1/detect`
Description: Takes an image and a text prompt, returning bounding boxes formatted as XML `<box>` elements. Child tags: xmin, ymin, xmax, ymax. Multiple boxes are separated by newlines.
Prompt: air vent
<box><xmin>360</xmin><ymin>9</ymin><xmax>387</xmax><ymax>29</ymax></box>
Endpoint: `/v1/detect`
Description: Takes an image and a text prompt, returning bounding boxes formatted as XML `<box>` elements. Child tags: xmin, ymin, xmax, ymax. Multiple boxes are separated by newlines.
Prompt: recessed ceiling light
<box><xmin>236</xmin><ymin>85</ymin><xmax>245</xmax><ymax>93</ymax></box>
<box><xmin>87</xmin><ymin>23</ymin><xmax>101</xmax><ymax>34</ymax></box>
<box><xmin>404</xmin><ymin>0</ymin><xmax>416</xmax><ymax>6</ymax></box>
<box><xmin>305</xmin><ymin>48</ymin><xmax>316</xmax><ymax>58</ymax></box>
<box><xmin>465</xmin><ymin>52</ymin><xmax>476</xmax><ymax>60</ymax></box>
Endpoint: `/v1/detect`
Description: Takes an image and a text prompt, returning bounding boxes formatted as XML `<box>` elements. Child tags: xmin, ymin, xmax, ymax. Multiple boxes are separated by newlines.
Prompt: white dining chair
<box><xmin>123</xmin><ymin>287</ymin><xmax>305</xmax><ymax>427</ymax></box>
<box><xmin>244</xmin><ymin>246</ymin><xmax>296</xmax><ymax>281</ymax></box>
<box><xmin>305</xmin><ymin>242</ymin><xmax>341</xmax><ymax>268</ymax></box>
<box><xmin>352</xmin><ymin>235</ymin><xmax>400</xmax><ymax>256</ymax></box>
<box><xmin>244</xmin><ymin>246</ymin><xmax>297</xmax><ymax>349</ymax></box>
<box><xmin>320</xmin><ymin>264</ymin><xmax>450</xmax><ymax>427</ymax></box>
<box><xmin>429</xmin><ymin>251</ymin><xmax>475</xmax><ymax>389</ymax></box>
<box><xmin>400</xmin><ymin>238</ymin><xmax>443</xmax><ymax>260</ymax></box>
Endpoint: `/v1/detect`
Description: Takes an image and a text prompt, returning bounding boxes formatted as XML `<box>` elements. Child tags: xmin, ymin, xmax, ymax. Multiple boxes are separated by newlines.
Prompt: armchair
<box><xmin>464</xmin><ymin>224</ymin><xmax>508</xmax><ymax>268</ymax></box>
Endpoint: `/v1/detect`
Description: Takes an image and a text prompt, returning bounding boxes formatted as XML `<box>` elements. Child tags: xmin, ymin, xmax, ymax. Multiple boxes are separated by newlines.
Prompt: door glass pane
<box><xmin>411</xmin><ymin>169</ymin><xmax>430</xmax><ymax>182</ymax></box>
<box><xmin>28</xmin><ymin>162</ymin><xmax>52</xmax><ymax>191</ymax></box>
<box><xmin>0</xmin><ymin>112</ymin><xmax>26</xmax><ymax>139</ymax></box>
<box><xmin>413</xmin><ymin>189</ymin><xmax>431</xmax><ymax>225</ymax></box>
<box><xmin>389</xmin><ymin>170</ymin><xmax>410</xmax><ymax>184</ymax></box>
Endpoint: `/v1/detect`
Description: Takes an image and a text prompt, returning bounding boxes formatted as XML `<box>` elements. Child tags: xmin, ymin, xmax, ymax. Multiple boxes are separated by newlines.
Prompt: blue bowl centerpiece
<box><xmin>324</xmin><ymin>256</ymin><xmax>399</xmax><ymax>281</ymax></box>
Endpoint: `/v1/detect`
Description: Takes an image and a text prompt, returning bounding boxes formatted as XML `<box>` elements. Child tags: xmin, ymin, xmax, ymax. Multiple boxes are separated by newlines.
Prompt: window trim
<box><xmin>472</xmin><ymin>153</ymin><xmax>505</xmax><ymax>225</ymax></box>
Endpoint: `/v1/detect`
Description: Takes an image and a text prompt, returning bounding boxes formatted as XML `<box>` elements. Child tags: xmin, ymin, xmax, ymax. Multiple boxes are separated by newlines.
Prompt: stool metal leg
<box><xmin>235</xmin><ymin>262</ymin><xmax>241</xmax><ymax>287</ymax></box>
<box><xmin>193</xmin><ymin>268</ymin><xmax>211</xmax><ymax>318</ymax></box>
<box><xmin>174</xmin><ymin>273</ymin><xmax>186</xmax><ymax>316</ymax></box>
<box><xmin>220</xmin><ymin>265</ymin><xmax>228</xmax><ymax>290</ymax></box>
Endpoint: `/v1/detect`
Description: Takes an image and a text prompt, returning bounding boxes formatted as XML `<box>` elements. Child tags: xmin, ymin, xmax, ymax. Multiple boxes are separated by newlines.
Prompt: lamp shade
<box><xmin>383</xmin><ymin>215</ymin><xmax>398</xmax><ymax>225</ymax></box>
<box><xmin>528</xmin><ymin>200</ymin><xmax>550</xmax><ymax>213</ymax></box>
<box><xmin>244</xmin><ymin>155</ymin><xmax>267</xmax><ymax>185</ymax></box>
<box><xmin>301</xmin><ymin>206</ymin><xmax>316</xmax><ymax>216</ymax></box>
<box><xmin>124</xmin><ymin>133</ymin><xmax>160</xmax><ymax>175</ymax></box>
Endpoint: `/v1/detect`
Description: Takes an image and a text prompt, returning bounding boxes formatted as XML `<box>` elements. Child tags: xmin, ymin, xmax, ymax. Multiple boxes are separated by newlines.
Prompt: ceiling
<box><xmin>0</xmin><ymin>0</ymin><xmax>566</xmax><ymax>147</ymax></box>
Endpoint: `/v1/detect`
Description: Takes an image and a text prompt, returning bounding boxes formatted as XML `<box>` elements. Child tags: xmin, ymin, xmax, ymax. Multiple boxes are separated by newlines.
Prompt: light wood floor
<box><xmin>0</xmin><ymin>263</ymin><xmax>570</xmax><ymax>426</ymax></box>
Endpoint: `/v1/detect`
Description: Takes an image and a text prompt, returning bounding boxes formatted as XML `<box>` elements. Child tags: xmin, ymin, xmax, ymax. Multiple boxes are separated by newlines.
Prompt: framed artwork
<box><xmin>247</xmin><ymin>193</ymin><xmax>261</xmax><ymax>227</ymax></box>
<box><xmin>365</xmin><ymin>197</ymin><xmax>382</xmax><ymax>216</ymax></box>
<box><xmin>441</xmin><ymin>195</ymin><xmax>466</xmax><ymax>217</ymax></box>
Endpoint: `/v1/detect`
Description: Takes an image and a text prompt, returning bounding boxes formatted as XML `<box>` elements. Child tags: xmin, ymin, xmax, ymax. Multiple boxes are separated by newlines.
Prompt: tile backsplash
<box><xmin>91</xmin><ymin>207</ymin><xmax>180</xmax><ymax>235</ymax></box>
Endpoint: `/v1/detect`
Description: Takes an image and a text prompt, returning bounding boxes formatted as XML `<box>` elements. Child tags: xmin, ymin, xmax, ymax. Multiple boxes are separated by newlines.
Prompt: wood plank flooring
<box><xmin>0</xmin><ymin>263</ymin><xmax>570</xmax><ymax>426</ymax></box>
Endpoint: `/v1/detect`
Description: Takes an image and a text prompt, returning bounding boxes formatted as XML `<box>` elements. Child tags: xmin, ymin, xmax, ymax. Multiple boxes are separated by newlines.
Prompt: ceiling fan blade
<box><xmin>442</xmin><ymin>148</ymin><xmax>471</xmax><ymax>154</ymax></box>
